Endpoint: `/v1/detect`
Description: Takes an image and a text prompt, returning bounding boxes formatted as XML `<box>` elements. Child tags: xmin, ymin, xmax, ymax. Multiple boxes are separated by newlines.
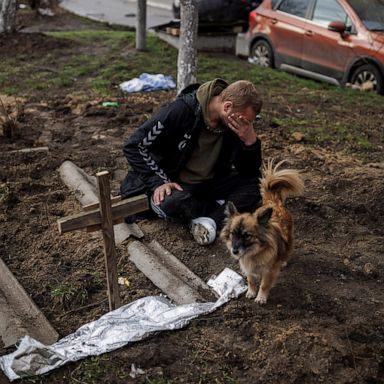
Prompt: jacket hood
<box><xmin>196</xmin><ymin>78</ymin><xmax>228</xmax><ymax>127</ymax></box>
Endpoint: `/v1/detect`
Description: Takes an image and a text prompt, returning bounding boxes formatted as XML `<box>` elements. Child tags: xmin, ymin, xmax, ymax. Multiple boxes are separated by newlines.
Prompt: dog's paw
<box><xmin>255</xmin><ymin>292</ymin><xmax>268</xmax><ymax>305</ymax></box>
<box><xmin>246</xmin><ymin>289</ymin><xmax>257</xmax><ymax>299</ymax></box>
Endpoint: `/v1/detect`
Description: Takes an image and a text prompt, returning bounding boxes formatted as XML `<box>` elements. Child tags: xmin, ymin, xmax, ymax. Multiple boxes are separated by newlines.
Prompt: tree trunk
<box><xmin>136</xmin><ymin>0</ymin><xmax>146</xmax><ymax>51</ymax></box>
<box><xmin>177</xmin><ymin>0</ymin><xmax>198</xmax><ymax>93</ymax></box>
<box><xmin>0</xmin><ymin>0</ymin><xmax>17</xmax><ymax>34</ymax></box>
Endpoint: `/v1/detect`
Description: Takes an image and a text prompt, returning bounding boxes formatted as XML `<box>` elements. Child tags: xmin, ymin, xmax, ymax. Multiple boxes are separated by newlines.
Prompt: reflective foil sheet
<box><xmin>0</xmin><ymin>268</ymin><xmax>246</xmax><ymax>381</ymax></box>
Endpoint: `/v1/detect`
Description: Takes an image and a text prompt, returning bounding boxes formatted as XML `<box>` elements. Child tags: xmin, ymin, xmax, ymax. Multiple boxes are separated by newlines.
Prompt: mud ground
<box><xmin>0</xmin><ymin>10</ymin><xmax>383</xmax><ymax>384</ymax></box>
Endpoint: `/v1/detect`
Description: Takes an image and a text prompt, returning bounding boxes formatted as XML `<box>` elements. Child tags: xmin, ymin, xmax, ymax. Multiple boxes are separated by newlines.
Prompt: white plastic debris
<box><xmin>0</xmin><ymin>268</ymin><xmax>246</xmax><ymax>381</ymax></box>
<box><xmin>129</xmin><ymin>363</ymin><xmax>145</xmax><ymax>378</ymax></box>
<box><xmin>119</xmin><ymin>73</ymin><xmax>176</xmax><ymax>93</ymax></box>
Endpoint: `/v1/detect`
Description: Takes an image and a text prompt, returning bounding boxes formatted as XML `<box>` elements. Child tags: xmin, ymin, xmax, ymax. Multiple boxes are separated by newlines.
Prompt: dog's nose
<box><xmin>232</xmin><ymin>248</ymin><xmax>239</xmax><ymax>255</ymax></box>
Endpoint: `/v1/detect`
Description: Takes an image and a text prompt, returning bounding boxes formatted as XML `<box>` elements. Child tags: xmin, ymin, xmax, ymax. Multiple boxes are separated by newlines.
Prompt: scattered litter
<box><xmin>102</xmin><ymin>101</ymin><xmax>120</xmax><ymax>107</ymax></box>
<box><xmin>118</xmin><ymin>277</ymin><xmax>130</xmax><ymax>287</ymax></box>
<box><xmin>6</xmin><ymin>147</ymin><xmax>49</xmax><ymax>154</ymax></box>
<box><xmin>119</xmin><ymin>73</ymin><xmax>176</xmax><ymax>93</ymax></box>
<box><xmin>129</xmin><ymin>363</ymin><xmax>145</xmax><ymax>378</ymax></box>
<box><xmin>363</xmin><ymin>263</ymin><xmax>375</xmax><ymax>275</ymax></box>
<box><xmin>291</xmin><ymin>132</ymin><xmax>305</xmax><ymax>142</ymax></box>
<box><xmin>0</xmin><ymin>268</ymin><xmax>246</xmax><ymax>381</ymax></box>
<box><xmin>346</xmin><ymin>81</ymin><xmax>375</xmax><ymax>91</ymax></box>
<box><xmin>91</xmin><ymin>134</ymin><xmax>107</xmax><ymax>140</ymax></box>
<box><xmin>37</xmin><ymin>8</ymin><xmax>54</xmax><ymax>16</ymax></box>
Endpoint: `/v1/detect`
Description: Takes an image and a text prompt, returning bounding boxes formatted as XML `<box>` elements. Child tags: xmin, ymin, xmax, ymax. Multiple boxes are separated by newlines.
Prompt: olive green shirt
<box><xmin>179</xmin><ymin>79</ymin><xmax>228</xmax><ymax>184</ymax></box>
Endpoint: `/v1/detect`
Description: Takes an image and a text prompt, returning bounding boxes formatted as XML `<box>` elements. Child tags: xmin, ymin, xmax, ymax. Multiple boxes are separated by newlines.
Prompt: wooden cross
<box><xmin>57</xmin><ymin>171</ymin><xmax>148</xmax><ymax>311</ymax></box>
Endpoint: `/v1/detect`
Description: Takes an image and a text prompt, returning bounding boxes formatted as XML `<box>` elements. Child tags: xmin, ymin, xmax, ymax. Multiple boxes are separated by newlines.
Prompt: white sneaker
<box><xmin>190</xmin><ymin>217</ymin><xmax>217</xmax><ymax>245</ymax></box>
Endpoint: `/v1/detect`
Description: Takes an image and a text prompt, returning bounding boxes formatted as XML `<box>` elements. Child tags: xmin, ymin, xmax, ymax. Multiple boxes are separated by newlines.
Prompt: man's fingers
<box><xmin>229</xmin><ymin>115</ymin><xmax>242</xmax><ymax>130</ymax></box>
<box><xmin>154</xmin><ymin>182</ymin><xmax>183</xmax><ymax>205</ymax></box>
<box><xmin>172</xmin><ymin>183</ymin><xmax>183</xmax><ymax>191</ymax></box>
<box><xmin>229</xmin><ymin>114</ymin><xmax>251</xmax><ymax>128</ymax></box>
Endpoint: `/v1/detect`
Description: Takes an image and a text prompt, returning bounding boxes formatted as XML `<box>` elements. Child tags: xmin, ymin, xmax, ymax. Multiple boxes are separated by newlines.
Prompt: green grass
<box><xmin>0</xmin><ymin>30</ymin><xmax>177</xmax><ymax>97</ymax></box>
<box><xmin>0</xmin><ymin>184</ymin><xmax>10</xmax><ymax>204</ymax></box>
<box><xmin>1</xmin><ymin>28</ymin><xmax>382</xmax><ymax>162</ymax></box>
<box><xmin>50</xmin><ymin>283</ymin><xmax>77</xmax><ymax>301</ymax></box>
<box><xmin>75</xmin><ymin>356</ymin><xmax>109</xmax><ymax>384</ymax></box>
<box><xmin>50</xmin><ymin>282</ymin><xmax>88</xmax><ymax>308</ymax></box>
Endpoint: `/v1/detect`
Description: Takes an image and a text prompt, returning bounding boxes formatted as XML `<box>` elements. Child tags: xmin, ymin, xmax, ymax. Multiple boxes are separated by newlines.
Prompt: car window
<box><xmin>312</xmin><ymin>0</ymin><xmax>353</xmax><ymax>29</ymax></box>
<box><xmin>277</xmin><ymin>0</ymin><xmax>309</xmax><ymax>18</ymax></box>
<box><xmin>348</xmin><ymin>0</ymin><xmax>384</xmax><ymax>31</ymax></box>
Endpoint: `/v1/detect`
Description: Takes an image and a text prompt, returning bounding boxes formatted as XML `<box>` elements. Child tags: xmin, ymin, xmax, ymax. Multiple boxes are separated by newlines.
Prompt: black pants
<box><xmin>150</xmin><ymin>173</ymin><xmax>261</xmax><ymax>230</ymax></box>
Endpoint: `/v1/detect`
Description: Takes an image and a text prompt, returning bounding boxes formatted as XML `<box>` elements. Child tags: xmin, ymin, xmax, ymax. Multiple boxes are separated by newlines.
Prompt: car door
<box><xmin>269</xmin><ymin>0</ymin><xmax>312</xmax><ymax>67</ymax></box>
<box><xmin>301</xmin><ymin>0</ymin><xmax>356</xmax><ymax>81</ymax></box>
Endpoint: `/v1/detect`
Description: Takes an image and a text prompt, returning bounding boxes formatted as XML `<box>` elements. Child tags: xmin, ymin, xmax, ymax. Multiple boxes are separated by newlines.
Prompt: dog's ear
<box><xmin>224</xmin><ymin>201</ymin><xmax>238</xmax><ymax>217</ymax></box>
<box><xmin>257</xmin><ymin>207</ymin><xmax>273</xmax><ymax>226</ymax></box>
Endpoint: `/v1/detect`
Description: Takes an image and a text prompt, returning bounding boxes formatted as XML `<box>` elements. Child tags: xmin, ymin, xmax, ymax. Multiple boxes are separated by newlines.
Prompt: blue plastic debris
<box><xmin>119</xmin><ymin>73</ymin><xmax>176</xmax><ymax>93</ymax></box>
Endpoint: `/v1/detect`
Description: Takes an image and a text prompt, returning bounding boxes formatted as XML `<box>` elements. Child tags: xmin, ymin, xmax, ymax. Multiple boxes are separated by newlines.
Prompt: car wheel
<box><xmin>250</xmin><ymin>40</ymin><xmax>274</xmax><ymax>68</ymax></box>
<box><xmin>350</xmin><ymin>64</ymin><xmax>384</xmax><ymax>94</ymax></box>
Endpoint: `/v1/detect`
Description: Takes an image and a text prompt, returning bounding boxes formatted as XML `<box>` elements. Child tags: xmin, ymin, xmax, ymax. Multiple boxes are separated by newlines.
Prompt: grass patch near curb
<box><xmin>0</xmin><ymin>28</ymin><xmax>382</xmax><ymax>161</ymax></box>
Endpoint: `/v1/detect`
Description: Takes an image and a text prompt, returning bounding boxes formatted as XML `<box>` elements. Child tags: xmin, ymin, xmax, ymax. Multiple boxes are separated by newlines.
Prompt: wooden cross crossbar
<box><xmin>57</xmin><ymin>194</ymin><xmax>149</xmax><ymax>234</ymax></box>
<box><xmin>57</xmin><ymin>171</ymin><xmax>149</xmax><ymax>311</ymax></box>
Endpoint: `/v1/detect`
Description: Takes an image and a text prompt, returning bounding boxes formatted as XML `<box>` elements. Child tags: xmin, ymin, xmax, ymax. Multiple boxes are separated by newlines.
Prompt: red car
<box><xmin>237</xmin><ymin>0</ymin><xmax>384</xmax><ymax>94</ymax></box>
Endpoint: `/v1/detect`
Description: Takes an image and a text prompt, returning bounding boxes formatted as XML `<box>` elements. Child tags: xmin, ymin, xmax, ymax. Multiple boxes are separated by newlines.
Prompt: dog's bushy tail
<box><xmin>260</xmin><ymin>159</ymin><xmax>304</xmax><ymax>204</ymax></box>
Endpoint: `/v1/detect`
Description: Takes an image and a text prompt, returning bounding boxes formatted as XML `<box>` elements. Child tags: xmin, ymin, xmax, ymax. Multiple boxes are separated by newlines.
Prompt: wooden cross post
<box><xmin>96</xmin><ymin>171</ymin><xmax>120</xmax><ymax>311</ymax></box>
<box><xmin>57</xmin><ymin>173</ymin><xmax>149</xmax><ymax>312</ymax></box>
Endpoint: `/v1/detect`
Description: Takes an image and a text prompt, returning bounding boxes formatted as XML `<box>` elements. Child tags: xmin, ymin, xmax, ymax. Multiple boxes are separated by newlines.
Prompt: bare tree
<box><xmin>0</xmin><ymin>0</ymin><xmax>17</xmax><ymax>34</ymax></box>
<box><xmin>177</xmin><ymin>0</ymin><xmax>198</xmax><ymax>93</ymax></box>
<box><xmin>136</xmin><ymin>0</ymin><xmax>146</xmax><ymax>51</ymax></box>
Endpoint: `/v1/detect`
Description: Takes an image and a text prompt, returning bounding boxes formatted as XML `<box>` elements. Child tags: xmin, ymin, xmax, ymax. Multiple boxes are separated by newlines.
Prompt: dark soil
<box><xmin>0</xmin><ymin>10</ymin><xmax>383</xmax><ymax>384</ymax></box>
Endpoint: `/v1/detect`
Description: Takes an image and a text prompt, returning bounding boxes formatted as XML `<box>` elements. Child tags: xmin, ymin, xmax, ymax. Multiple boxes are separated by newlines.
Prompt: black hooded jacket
<box><xmin>120</xmin><ymin>83</ymin><xmax>262</xmax><ymax>198</ymax></box>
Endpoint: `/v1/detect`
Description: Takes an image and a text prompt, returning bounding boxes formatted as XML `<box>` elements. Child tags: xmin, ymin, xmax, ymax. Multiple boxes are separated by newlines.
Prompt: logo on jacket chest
<box><xmin>178</xmin><ymin>133</ymin><xmax>192</xmax><ymax>151</ymax></box>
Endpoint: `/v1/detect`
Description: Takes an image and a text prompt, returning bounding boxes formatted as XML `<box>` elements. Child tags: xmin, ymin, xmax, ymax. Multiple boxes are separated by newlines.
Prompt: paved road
<box><xmin>61</xmin><ymin>0</ymin><xmax>175</xmax><ymax>29</ymax></box>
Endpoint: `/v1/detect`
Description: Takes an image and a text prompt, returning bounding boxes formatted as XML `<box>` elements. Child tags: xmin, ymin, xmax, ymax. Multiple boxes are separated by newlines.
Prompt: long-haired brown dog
<box><xmin>220</xmin><ymin>160</ymin><xmax>304</xmax><ymax>304</ymax></box>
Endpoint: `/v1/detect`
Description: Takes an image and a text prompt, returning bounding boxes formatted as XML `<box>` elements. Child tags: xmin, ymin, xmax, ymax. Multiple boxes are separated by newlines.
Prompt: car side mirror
<box><xmin>328</xmin><ymin>20</ymin><xmax>347</xmax><ymax>34</ymax></box>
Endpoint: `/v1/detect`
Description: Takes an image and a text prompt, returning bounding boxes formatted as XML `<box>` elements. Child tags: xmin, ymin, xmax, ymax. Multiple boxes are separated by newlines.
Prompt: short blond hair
<box><xmin>220</xmin><ymin>80</ymin><xmax>262</xmax><ymax>114</ymax></box>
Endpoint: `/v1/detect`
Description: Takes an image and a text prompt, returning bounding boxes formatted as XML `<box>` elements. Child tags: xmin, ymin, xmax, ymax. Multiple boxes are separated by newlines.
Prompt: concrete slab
<box><xmin>0</xmin><ymin>258</ymin><xmax>58</xmax><ymax>348</ymax></box>
<box><xmin>59</xmin><ymin>162</ymin><xmax>215</xmax><ymax>306</ymax></box>
<box><xmin>235</xmin><ymin>32</ymin><xmax>249</xmax><ymax>57</ymax></box>
<box><xmin>59</xmin><ymin>161</ymin><xmax>144</xmax><ymax>243</ymax></box>
<box><xmin>128</xmin><ymin>240</ymin><xmax>216</xmax><ymax>304</ymax></box>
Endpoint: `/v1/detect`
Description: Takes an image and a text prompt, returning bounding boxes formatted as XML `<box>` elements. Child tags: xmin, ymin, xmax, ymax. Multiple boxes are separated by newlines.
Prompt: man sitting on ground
<box><xmin>121</xmin><ymin>78</ymin><xmax>263</xmax><ymax>245</ymax></box>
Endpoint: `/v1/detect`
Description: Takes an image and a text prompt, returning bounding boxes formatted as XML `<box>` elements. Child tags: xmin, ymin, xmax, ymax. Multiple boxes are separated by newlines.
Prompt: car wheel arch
<box><xmin>347</xmin><ymin>57</ymin><xmax>384</xmax><ymax>83</ymax></box>
<box><xmin>345</xmin><ymin>56</ymin><xmax>384</xmax><ymax>81</ymax></box>
<box><xmin>249</xmin><ymin>35</ymin><xmax>276</xmax><ymax>68</ymax></box>
<box><xmin>344</xmin><ymin>56</ymin><xmax>384</xmax><ymax>93</ymax></box>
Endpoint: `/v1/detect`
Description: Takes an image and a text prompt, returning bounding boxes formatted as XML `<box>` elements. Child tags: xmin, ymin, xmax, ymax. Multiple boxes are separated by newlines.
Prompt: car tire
<box><xmin>250</xmin><ymin>40</ymin><xmax>274</xmax><ymax>68</ymax></box>
<box><xmin>350</xmin><ymin>64</ymin><xmax>384</xmax><ymax>94</ymax></box>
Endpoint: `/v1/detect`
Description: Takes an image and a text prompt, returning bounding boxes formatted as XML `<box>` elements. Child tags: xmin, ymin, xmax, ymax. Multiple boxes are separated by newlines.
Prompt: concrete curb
<box><xmin>128</xmin><ymin>240</ymin><xmax>216</xmax><ymax>304</ymax></box>
<box><xmin>0</xmin><ymin>258</ymin><xmax>58</xmax><ymax>348</ymax></box>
